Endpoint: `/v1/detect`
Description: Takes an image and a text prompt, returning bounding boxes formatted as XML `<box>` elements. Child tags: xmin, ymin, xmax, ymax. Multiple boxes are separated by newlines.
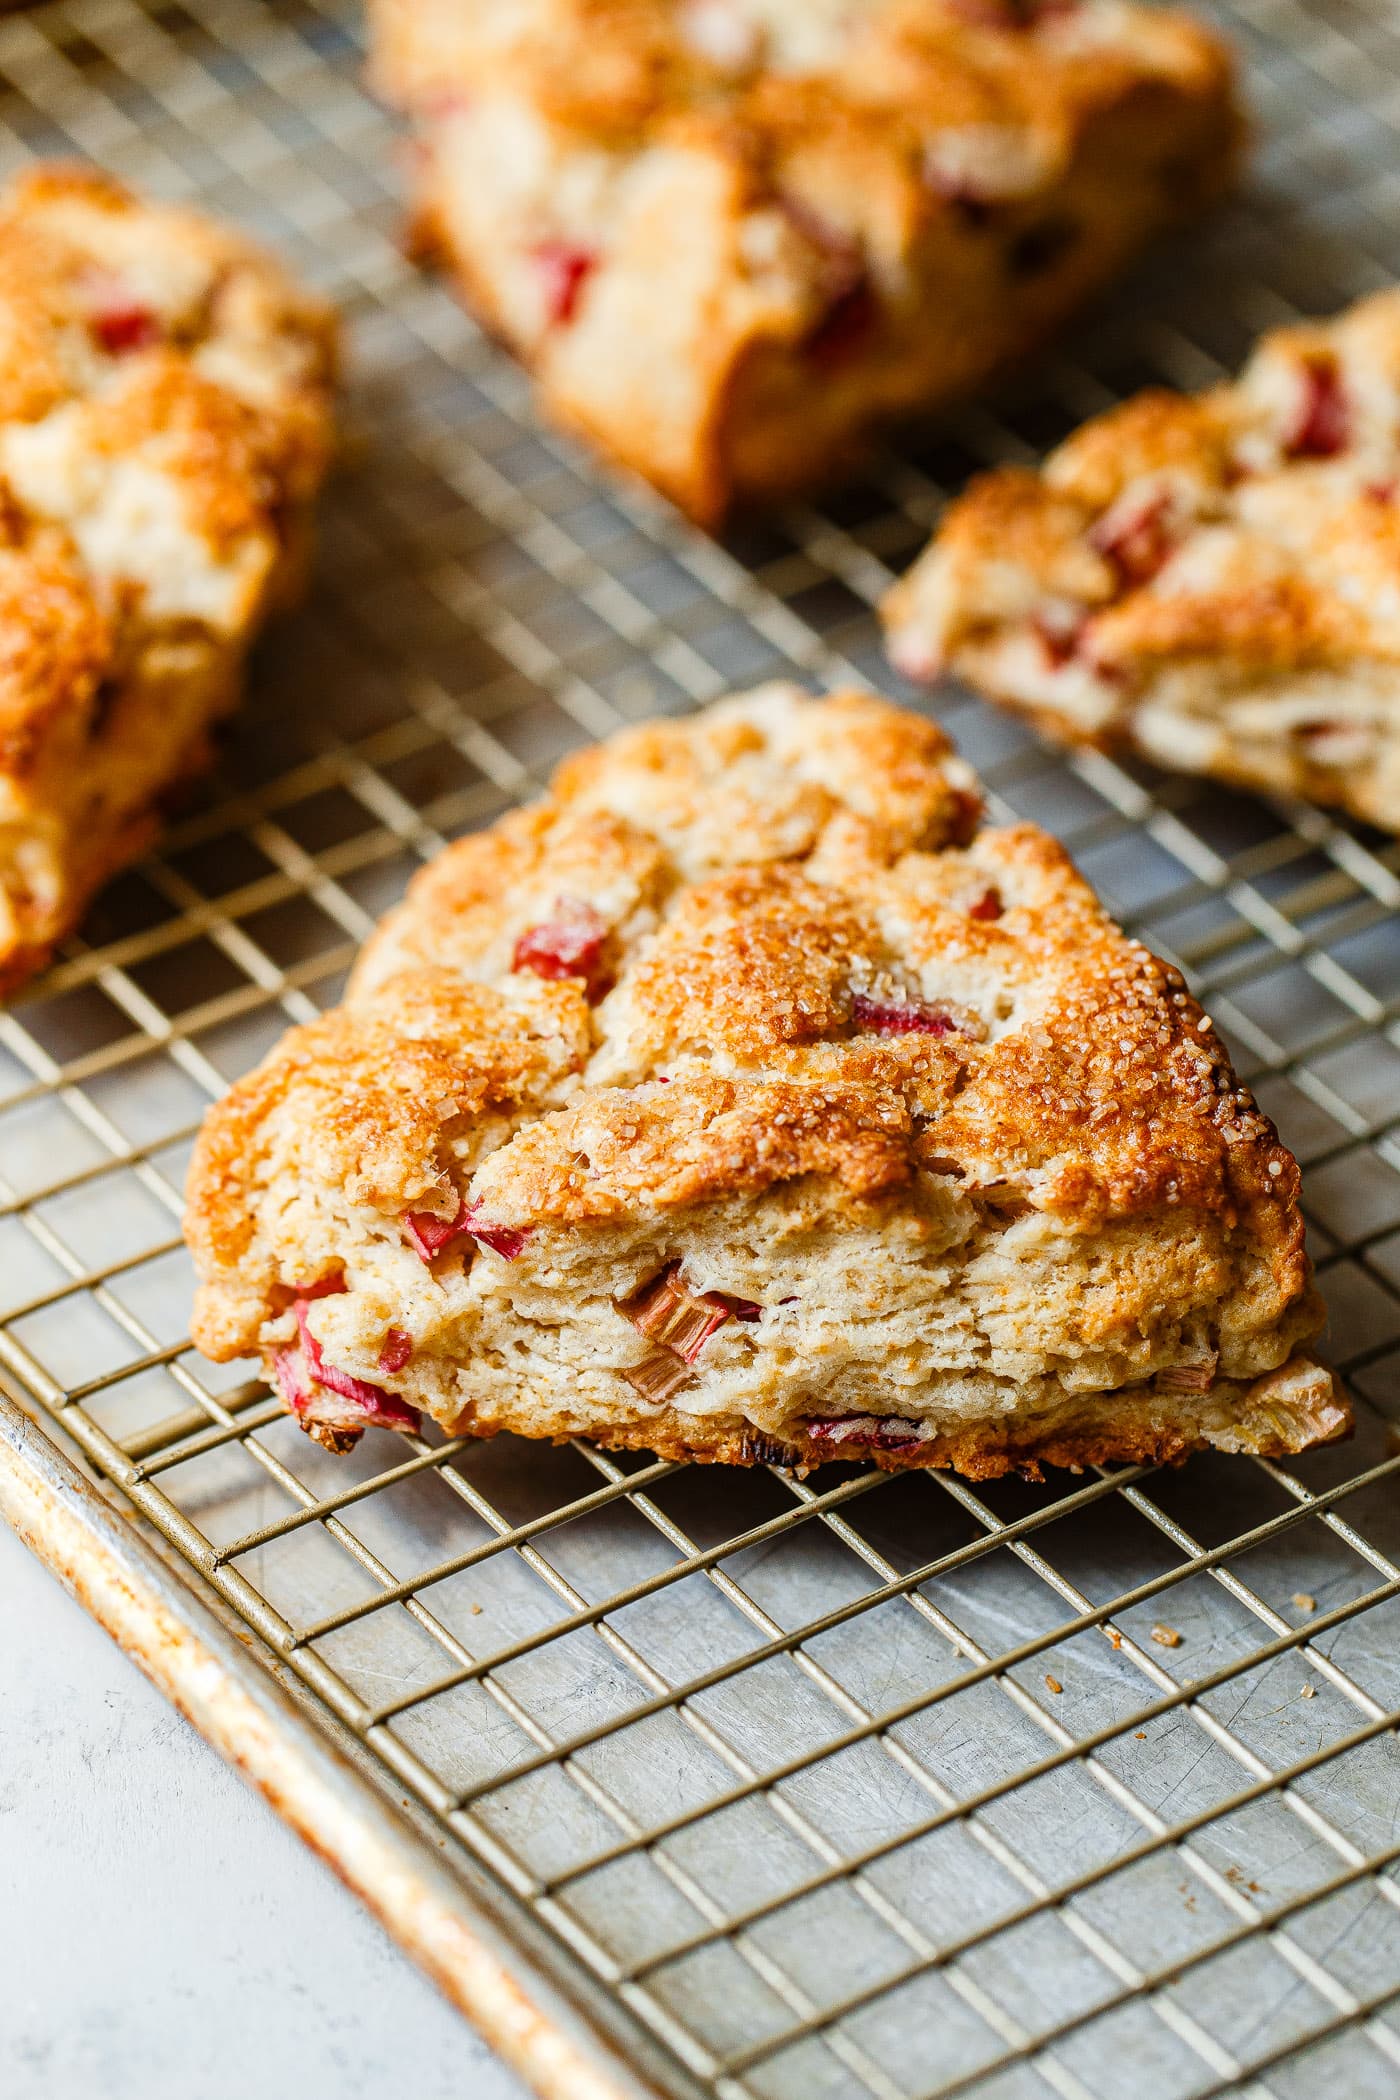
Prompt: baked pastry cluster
<box><xmin>184</xmin><ymin>685</ymin><xmax>1345</xmax><ymax>1476</ymax></box>
<box><xmin>884</xmin><ymin>287</ymin><xmax>1400</xmax><ymax>831</ymax></box>
<box><xmin>368</xmin><ymin>0</ymin><xmax>1240</xmax><ymax>525</ymax></box>
<box><xmin>0</xmin><ymin>164</ymin><xmax>335</xmax><ymax>995</ymax></box>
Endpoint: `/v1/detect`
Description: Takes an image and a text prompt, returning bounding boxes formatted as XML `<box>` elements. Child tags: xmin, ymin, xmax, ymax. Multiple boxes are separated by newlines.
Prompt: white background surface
<box><xmin>0</xmin><ymin>1518</ymin><xmax>531</xmax><ymax>2100</ymax></box>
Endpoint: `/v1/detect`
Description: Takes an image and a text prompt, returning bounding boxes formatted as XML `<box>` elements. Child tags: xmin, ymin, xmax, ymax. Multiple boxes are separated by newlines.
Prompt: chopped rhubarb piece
<box><xmin>804</xmin><ymin>1414</ymin><xmax>933</xmax><ymax>1452</ymax></box>
<box><xmin>462</xmin><ymin>1200</ymin><xmax>530</xmax><ymax>1261</ymax></box>
<box><xmin>379</xmin><ymin>1327</ymin><xmax>414</xmax><ymax>1375</ymax></box>
<box><xmin>296</xmin><ymin>1271</ymin><xmax>347</xmax><ymax>1301</ymax></box>
<box><xmin>1365</xmin><ymin>480</ymin><xmax>1396</xmax><ymax>505</ymax></box>
<box><xmin>1032</xmin><ymin>606</ymin><xmax>1087</xmax><ymax>668</ymax></box>
<box><xmin>1158</xmin><ymin>1355</ymin><xmax>1217</xmax><ymax>1393</ymax></box>
<box><xmin>404</xmin><ymin>1201</ymin><xmax>470</xmax><ymax>1261</ymax></box>
<box><xmin>1089</xmin><ymin>488</ymin><xmax>1178</xmax><ymax>590</ymax></box>
<box><xmin>623</xmin><ymin>1344</ymin><xmax>696</xmax><ymax>1404</ymax></box>
<box><xmin>272</xmin><ymin>1345</ymin><xmax>310</xmax><ymax>1412</ymax></box>
<box><xmin>725</xmin><ymin>1297</ymin><xmax>763</xmax><ymax>1323</ymax></box>
<box><xmin>91</xmin><ymin>299</ymin><xmax>160</xmax><ymax>355</ymax></box>
<box><xmin>404</xmin><ymin>1197</ymin><xmax>530</xmax><ymax>1263</ymax></box>
<box><xmin>779</xmin><ymin>197</ymin><xmax>878</xmax><ymax>370</ymax></box>
<box><xmin>739</xmin><ymin>1429</ymin><xmax>795</xmax><ymax>1465</ymax></box>
<box><xmin>532</xmin><ymin>241</ymin><xmax>597</xmax><ymax>329</ymax></box>
<box><xmin>947</xmin><ymin>786</ymin><xmax>983</xmax><ymax>845</ymax></box>
<box><xmin>291</xmin><ymin>1297</ymin><xmax>420</xmax><ymax>1431</ymax></box>
<box><xmin>624</xmin><ymin>1262</ymin><xmax>733</xmax><ymax>1364</ymax></box>
<box><xmin>513</xmin><ymin>895</ymin><xmax>611</xmax><ymax>999</ymax></box>
<box><xmin>1284</xmin><ymin>354</ymin><xmax>1349</xmax><ymax>459</ymax></box>
<box><xmin>969</xmin><ymin>887</ymin><xmax>1003</xmax><ymax>921</ymax></box>
<box><xmin>804</xmin><ymin>276</ymin><xmax>878</xmax><ymax>370</ymax></box>
<box><xmin>313</xmin><ymin>1357</ymin><xmax>418</xmax><ymax>1424</ymax></box>
<box><xmin>852</xmin><ymin>993</ymin><xmax>960</xmax><ymax>1037</ymax></box>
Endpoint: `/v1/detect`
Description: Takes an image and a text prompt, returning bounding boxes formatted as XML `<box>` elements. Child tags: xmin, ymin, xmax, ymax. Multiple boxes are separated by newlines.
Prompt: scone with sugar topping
<box><xmin>369</xmin><ymin>0</ymin><xmax>1240</xmax><ymax>525</ymax></box>
<box><xmin>184</xmin><ymin>685</ymin><xmax>1345</xmax><ymax>1475</ymax></box>
<box><xmin>884</xmin><ymin>287</ymin><xmax>1400</xmax><ymax>831</ymax></box>
<box><xmin>0</xmin><ymin>163</ymin><xmax>335</xmax><ymax>996</ymax></box>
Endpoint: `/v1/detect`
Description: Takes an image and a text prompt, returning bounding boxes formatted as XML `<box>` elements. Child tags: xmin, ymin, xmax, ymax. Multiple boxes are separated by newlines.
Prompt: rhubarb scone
<box><xmin>368</xmin><ymin>0</ymin><xmax>1240</xmax><ymax>526</ymax></box>
<box><xmin>0</xmin><ymin>163</ymin><xmax>336</xmax><ymax>996</ymax></box>
<box><xmin>184</xmin><ymin>684</ymin><xmax>1345</xmax><ymax>1476</ymax></box>
<box><xmin>884</xmin><ymin>288</ymin><xmax>1400</xmax><ymax>832</ymax></box>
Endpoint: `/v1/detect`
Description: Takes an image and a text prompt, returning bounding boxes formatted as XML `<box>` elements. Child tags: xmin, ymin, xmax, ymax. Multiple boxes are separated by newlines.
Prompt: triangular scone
<box><xmin>884</xmin><ymin>289</ymin><xmax>1400</xmax><ymax>832</ymax></box>
<box><xmin>369</xmin><ymin>0</ymin><xmax>1238</xmax><ymax>526</ymax></box>
<box><xmin>185</xmin><ymin>685</ymin><xmax>1346</xmax><ymax>1476</ymax></box>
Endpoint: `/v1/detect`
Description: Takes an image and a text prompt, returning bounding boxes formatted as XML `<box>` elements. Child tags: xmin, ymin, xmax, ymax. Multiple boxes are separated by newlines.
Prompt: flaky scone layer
<box><xmin>370</xmin><ymin>0</ymin><xmax>1239</xmax><ymax>524</ymax></box>
<box><xmin>0</xmin><ymin>164</ymin><xmax>336</xmax><ymax>995</ymax></box>
<box><xmin>184</xmin><ymin>685</ymin><xmax>1344</xmax><ymax>1475</ymax></box>
<box><xmin>884</xmin><ymin>285</ymin><xmax>1400</xmax><ymax>832</ymax></box>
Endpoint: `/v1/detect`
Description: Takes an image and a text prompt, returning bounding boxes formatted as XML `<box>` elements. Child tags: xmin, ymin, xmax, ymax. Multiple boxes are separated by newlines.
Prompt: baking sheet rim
<box><xmin>0</xmin><ymin>1385</ymin><xmax>683</xmax><ymax>2100</ymax></box>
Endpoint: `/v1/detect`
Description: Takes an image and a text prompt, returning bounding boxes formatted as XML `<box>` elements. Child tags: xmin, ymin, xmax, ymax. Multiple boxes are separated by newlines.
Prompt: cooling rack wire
<box><xmin>3</xmin><ymin>0</ymin><xmax>1400</xmax><ymax>2095</ymax></box>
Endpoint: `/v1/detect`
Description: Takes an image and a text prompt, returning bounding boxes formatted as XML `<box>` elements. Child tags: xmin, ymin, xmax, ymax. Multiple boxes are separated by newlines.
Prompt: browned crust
<box><xmin>448</xmin><ymin>1360</ymin><xmax>1350</xmax><ymax>1482</ymax></box>
<box><xmin>0</xmin><ymin>806</ymin><xmax>161</xmax><ymax>1002</ymax></box>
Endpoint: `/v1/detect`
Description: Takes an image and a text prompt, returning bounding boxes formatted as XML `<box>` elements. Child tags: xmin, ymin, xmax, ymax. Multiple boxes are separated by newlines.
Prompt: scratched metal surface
<box><xmin>2</xmin><ymin>0</ymin><xmax>1400</xmax><ymax>2095</ymax></box>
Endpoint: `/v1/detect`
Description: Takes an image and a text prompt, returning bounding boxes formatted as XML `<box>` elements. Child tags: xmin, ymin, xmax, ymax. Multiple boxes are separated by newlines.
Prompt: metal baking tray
<box><xmin>3</xmin><ymin>1</ymin><xmax>1400</xmax><ymax>2095</ymax></box>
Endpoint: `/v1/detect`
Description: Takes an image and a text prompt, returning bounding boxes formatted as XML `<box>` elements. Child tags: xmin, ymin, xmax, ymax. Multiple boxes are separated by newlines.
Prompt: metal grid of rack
<box><xmin>3</xmin><ymin>0</ymin><xmax>1400</xmax><ymax>2094</ymax></box>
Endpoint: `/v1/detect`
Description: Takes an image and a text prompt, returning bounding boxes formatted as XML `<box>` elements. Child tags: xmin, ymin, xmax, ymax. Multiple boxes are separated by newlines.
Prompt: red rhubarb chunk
<box><xmin>1285</xmin><ymin>354</ymin><xmax>1349</xmax><ymax>459</ymax></box>
<box><xmin>296</xmin><ymin>1271</ymin><xmax>348</xmax><ymax>1301</ymax></box>
<box><xmin>286</xmin><ymin>1297</ymin><xmax>420</xmax><ymax>1433</ymax></box>
<box><xmin>92</xmin><ymin>302</ymin><xmax>160</xmax><ymax>355</ymax></box>
<box><xmin>403</xmin><ymin>1202</ymin><xmax>470</xmax><ymax>1261</ymax></box>
<box><xmin>1089</xmin><ymin>489</ymin><xmax>1177</xmax><ymax>589</ymax></box>
<box><xmin>379</xmin><ymin>1327</ymin><xmax>414</xmax><ymax>1375</ymax></box>
<box><xmin>804</xmin><ymin>276</ymin><xmax>878</xmax><ymax>370</ymax></box>
<box><xmin>852</xmin><ymin>993</ymin><xmax>960</xmax><ymax>1037</ymax></box>
<box><xmin>969</xmin><ymin>887</ymin><xmax>1003</xmax><ymax>921</ymax></box>
<box><xmin>533</xmin><ymin>241</ymin><xmax>597</xmax><ymax>328</ymax></box>
<box><xmin>462</xmin><ymin>1201</ymin><xmax>530</xmax><ymax>1262</ymax></box>
<box><xmin>513</xmin><ymin>895</ymin><xmax>611</xmax><ymax>999</ymax></box>
<box><xmin>622</xmin><ymin>1264</ymin><xmax>752</xmax><ymax>1363</ymax></box>
<box><xmin>1032</xmin><ymin>607</ymin><xmax>1087</xmax><ymax>668</ymax></box>
<box><xmin>805</xmin><ymin>1414</ymin><xmax>932</xmax><ymax>1453</ymax></box>
<box><xmin>403</xmin><ymin>1197</ymin><xmax>530</xmax><ymax>1263</ymax></box>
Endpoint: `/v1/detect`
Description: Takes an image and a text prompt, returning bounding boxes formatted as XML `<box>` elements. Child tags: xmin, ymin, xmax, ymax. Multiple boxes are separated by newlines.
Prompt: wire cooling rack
<box><xmin>3</xmin><ymin>1</ymin><xmax>1400</xmax><ymax>2096</ymax></box>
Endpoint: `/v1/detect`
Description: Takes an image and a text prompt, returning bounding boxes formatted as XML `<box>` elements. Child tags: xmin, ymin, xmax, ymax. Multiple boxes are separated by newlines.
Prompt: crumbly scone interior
<box><xmin>372</xmin><ymin>0</ymin><xmax>1238</xmax><ymax>521</ymax></box>
<box><xmin>185</xmin><ymin>685</ymin><xmax>1341</xmax><ymax>1468</ymax></box>
<box><xmin>0</xmin><ymin>165</ymin><xmax>335</xmax><ymax>986</ymax></box>
<box><xmin>884</xmin><ymin>286</ymin><xmax>1400</xmax><ymax>830</ymax></box>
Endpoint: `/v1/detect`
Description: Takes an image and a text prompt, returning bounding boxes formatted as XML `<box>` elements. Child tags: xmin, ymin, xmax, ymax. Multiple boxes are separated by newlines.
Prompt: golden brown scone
<box><xmin>367</xmin><ymin>0</ymin><xmax>1240</xmax><ymax>526</ymax></box>
<box><xmin>0</xmin><ymin>163</ymin><xmax>336</xmax><ymax>996</ymax></box>
<box><xmin>884</xmin><ymin>287</ymin><xmax>1400</xmax><ymax>831</ymax></box>
<box><xmin>184</xmin><ymin>684</ymin><xmax>1345</xmax><ymax>1474</ymax></box>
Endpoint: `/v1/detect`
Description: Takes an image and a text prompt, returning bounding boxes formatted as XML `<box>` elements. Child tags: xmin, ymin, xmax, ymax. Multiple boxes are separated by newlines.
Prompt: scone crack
<box><xmin>185</xmin><ymin>685</ymin><xmax>1345</xmax><ymax>1477</ymax></box>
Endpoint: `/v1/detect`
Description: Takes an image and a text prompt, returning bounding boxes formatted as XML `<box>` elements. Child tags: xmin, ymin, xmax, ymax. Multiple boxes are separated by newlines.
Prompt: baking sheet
<box><xmin>2</xmin><ymin>1</ymin><xmax>1400</xmax><ymax>2095</ymax></box>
